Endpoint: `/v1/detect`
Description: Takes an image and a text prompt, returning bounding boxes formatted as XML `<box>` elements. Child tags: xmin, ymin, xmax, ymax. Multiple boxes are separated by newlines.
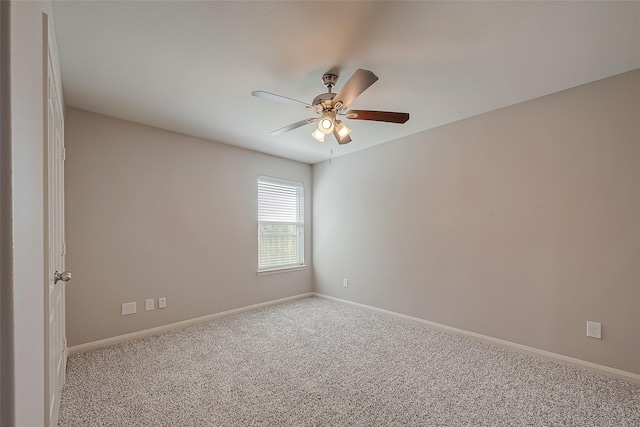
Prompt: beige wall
<box><xmin>313</xmin><ymin>70</ymin><xmax>640</xmax><ymax>374</ymax></box>
<box><xmin>64</xmin><ymin>108</ymin><xmax>313</xmax><ymax>346</ymax></box>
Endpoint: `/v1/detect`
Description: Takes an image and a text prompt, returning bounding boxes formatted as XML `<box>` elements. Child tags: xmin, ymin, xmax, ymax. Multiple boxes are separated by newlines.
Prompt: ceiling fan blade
<box><xmin>331</xmin><ymin>69</ymin><xmax>378</xmax><ymax>110</ymax></box>
<box><xmin>252</xmin><ymin>91</ymin><xmax>316</xmax><ymax>111</ymax></box>
<box><xmin>333</xmin><ymin>129</ymin><xmax>352</xmax><ymax>145</ymax></box>
<box><xmin>270</xmin><ymin>118</ymin><xmax>318</xmax><ymax>136</ymax></box>
<box><xmin>345</xmin><ymin>110</ymin><xmax>409</xmax><ymax>124</ymax></box>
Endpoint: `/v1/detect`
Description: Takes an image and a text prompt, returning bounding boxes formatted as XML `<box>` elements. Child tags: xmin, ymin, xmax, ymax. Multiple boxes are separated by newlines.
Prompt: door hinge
<box><xmin>61</xmin><ymin>242</ymin><xmax>66</xmax><ymax>256</ymax></box>
<box><xmin>48</xmin><ymin>76</ymin><xmax>52</xmax><ymax>100</ymax></box>
<box><xmin>61</xmin><ymin>147</ymin><xmax>66</xmax><ymax>161</ymax></box>
<box><xmin>63</xmin><ymin>338</ymin><xmax>67</xmax><ymax>350</ymax></box>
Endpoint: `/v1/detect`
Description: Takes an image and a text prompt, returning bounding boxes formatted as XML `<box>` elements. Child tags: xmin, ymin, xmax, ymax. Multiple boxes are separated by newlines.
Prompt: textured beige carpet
<box><xmin>59</xmin><ymin>296</ymin><xmax>640</xmax><ymax>426</ymax></box>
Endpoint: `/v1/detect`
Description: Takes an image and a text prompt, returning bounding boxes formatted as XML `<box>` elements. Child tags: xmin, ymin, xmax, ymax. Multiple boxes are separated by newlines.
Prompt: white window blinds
<box><xmin>258</xmin><ymin>176</ymin><xmax>304</xmax><ymax>271</ymax></box>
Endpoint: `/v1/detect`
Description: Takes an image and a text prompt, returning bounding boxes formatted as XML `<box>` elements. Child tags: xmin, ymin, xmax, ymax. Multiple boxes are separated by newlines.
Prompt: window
<box><xmin>258</xmin><ymin>175</ymin><xmax>304</xmax><ymax>272</ymax></box>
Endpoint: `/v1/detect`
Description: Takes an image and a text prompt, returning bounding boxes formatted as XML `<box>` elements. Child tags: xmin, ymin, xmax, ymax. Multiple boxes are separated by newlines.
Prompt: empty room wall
<box><xmin>313</xmin><ymin>70</ymin><xmax>640</xmax><ymax>374</ymax></box>
<box><xmin>65</xmin><ymin>108</ymin><xmax>312</xmax><ymax>346</ymax></box>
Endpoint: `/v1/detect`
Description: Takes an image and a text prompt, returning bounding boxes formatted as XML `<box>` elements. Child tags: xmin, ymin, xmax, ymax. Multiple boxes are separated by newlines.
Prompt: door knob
<box><xmin>54</xmin><ymin>271</ymin><xmax>72</xmax><ymax>284</ymax></box>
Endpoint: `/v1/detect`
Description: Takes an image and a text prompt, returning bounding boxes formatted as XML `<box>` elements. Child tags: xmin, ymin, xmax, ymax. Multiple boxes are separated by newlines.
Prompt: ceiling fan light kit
<box><xmin>252</xmin><ymin>68</ymin><xmax>409</xmax><ymax>145</ymax></box>
<box><xmin>311</xmin><ymin>128</ymin><xmax>325</xmax><ymax>143</ymax></box>
<box><xmin>335</xmin><ymin>120</ymin><xmax>351</xmax><ymax>138</ymax></box>
<box><xmin>318</xmin><ymin>112</ymin><xmax>336</xmax><ymax>134</ymax></box>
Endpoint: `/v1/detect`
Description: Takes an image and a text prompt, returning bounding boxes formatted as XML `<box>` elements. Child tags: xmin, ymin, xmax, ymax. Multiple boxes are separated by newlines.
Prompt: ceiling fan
<box><xmin>252</xmin><ymin>69</ymin><xmax>409</xmax><ymax>145</ymax></box>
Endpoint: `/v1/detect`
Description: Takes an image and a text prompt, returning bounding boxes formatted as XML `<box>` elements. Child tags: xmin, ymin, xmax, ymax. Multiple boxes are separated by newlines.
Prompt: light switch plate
<box><xmin>145</xmin><ymin>299</ymin><xmax>154</xmax><ymax>311</ymax></box>
<box><xmin>122</xmin><ymin>302</ymin><xmax>136</xmax><ymax>316</ymax></box>
<box><xmin>159</xmin><ymin>297</ymin><xmax>166</xmax><ymax>309</ymax></box>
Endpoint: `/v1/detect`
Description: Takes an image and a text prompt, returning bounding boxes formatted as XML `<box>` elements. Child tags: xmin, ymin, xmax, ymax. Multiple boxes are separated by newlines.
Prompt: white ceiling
<box><xmin>51</xmin><ymin>1</ymin><xmax>640</xmax><ymax>164</ymax></box>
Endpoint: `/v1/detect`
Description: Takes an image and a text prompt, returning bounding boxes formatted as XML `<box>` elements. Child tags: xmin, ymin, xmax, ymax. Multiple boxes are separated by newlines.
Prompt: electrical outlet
<box><xmin>586</xmin><ymin>321</ymin><xmax>602</xmax><ymax>339</ymax></box>
<box><xmin>121</xmin><ymin>302</ymin><xmax>136</xmax><ymax>316</ymax></box>
<box><xmin>145</xmin><ymin>299</ymin><xmax>154</xmax><ymax>311</ymax></box>
<box><xmin>158</xmin><ymin>297</ymin><xmax>167</xmax><ymax>309</ymax></box>
<box><xmin>343</xmin><ymin>279</ymin><xmax>349</xmax><ymax>288</ymax></box>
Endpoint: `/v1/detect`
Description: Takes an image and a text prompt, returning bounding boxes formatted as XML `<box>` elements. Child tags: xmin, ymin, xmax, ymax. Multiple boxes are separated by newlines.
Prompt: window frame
<box><xmin>257</xmin><ymin>175</ymin><xmax>305</xmax><ymax>274</ymax></box>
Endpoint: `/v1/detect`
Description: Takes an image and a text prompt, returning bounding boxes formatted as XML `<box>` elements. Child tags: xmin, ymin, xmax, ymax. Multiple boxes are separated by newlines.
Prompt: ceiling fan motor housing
<box><xmin>312</xmin><ymin>92</ymin><xmax>336</xmax><ymax>110</ymax></box>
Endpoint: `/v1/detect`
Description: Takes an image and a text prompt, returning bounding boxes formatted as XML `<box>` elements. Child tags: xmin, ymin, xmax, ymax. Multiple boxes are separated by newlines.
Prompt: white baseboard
<box><xmin>312</xmin><ymin>293</ymin><xmax>640</xmax><ymax>385</ymax></box>
<box><xmin>67</xmin><ymin>292</ymin><xmax>314</xmax><ymax>355</ymax></box>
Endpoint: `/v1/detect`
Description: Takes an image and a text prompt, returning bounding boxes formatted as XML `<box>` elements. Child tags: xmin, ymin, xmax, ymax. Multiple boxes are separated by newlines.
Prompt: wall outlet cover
<box><xmin>343</xmin><ymin>279</ymin><xmax>349</xmax><ymax>288</ymax></box>
<box><xmin>586</xmin><ymin>321</ymin><xmax>602</xmax><ymax>339</ymax></box>
<box><xmin>159</xmin><ymin>297</ymin><xmax>167</xmax><ymax>309</ymax></box>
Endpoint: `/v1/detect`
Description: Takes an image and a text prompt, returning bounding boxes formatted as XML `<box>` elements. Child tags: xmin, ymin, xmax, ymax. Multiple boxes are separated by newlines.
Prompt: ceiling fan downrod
<box><xmin>312</xmin><ymin>72</ymin><xmax>341</xmax><ymax>112</ymax></box>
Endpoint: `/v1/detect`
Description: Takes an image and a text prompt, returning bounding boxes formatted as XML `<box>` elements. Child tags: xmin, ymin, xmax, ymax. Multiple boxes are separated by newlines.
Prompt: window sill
<box><xmin>257</xmin><ymin>265</ymin><xmax>307</xmax><ymax>276</ymax></box>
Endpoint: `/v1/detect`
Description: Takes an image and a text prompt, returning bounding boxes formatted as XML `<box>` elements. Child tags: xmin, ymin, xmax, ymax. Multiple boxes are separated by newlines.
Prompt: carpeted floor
<box><xmin>58</xmin><ymin>296</ymin><xmax>640</xmax><ymax>426</ymax></box>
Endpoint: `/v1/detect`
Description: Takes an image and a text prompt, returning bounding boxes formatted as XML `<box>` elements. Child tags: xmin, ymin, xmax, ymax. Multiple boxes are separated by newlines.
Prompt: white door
<box><xmin>47</xmin><ymin>50</ymin><xmax>68</xmax><ymax>427</ymax></box>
